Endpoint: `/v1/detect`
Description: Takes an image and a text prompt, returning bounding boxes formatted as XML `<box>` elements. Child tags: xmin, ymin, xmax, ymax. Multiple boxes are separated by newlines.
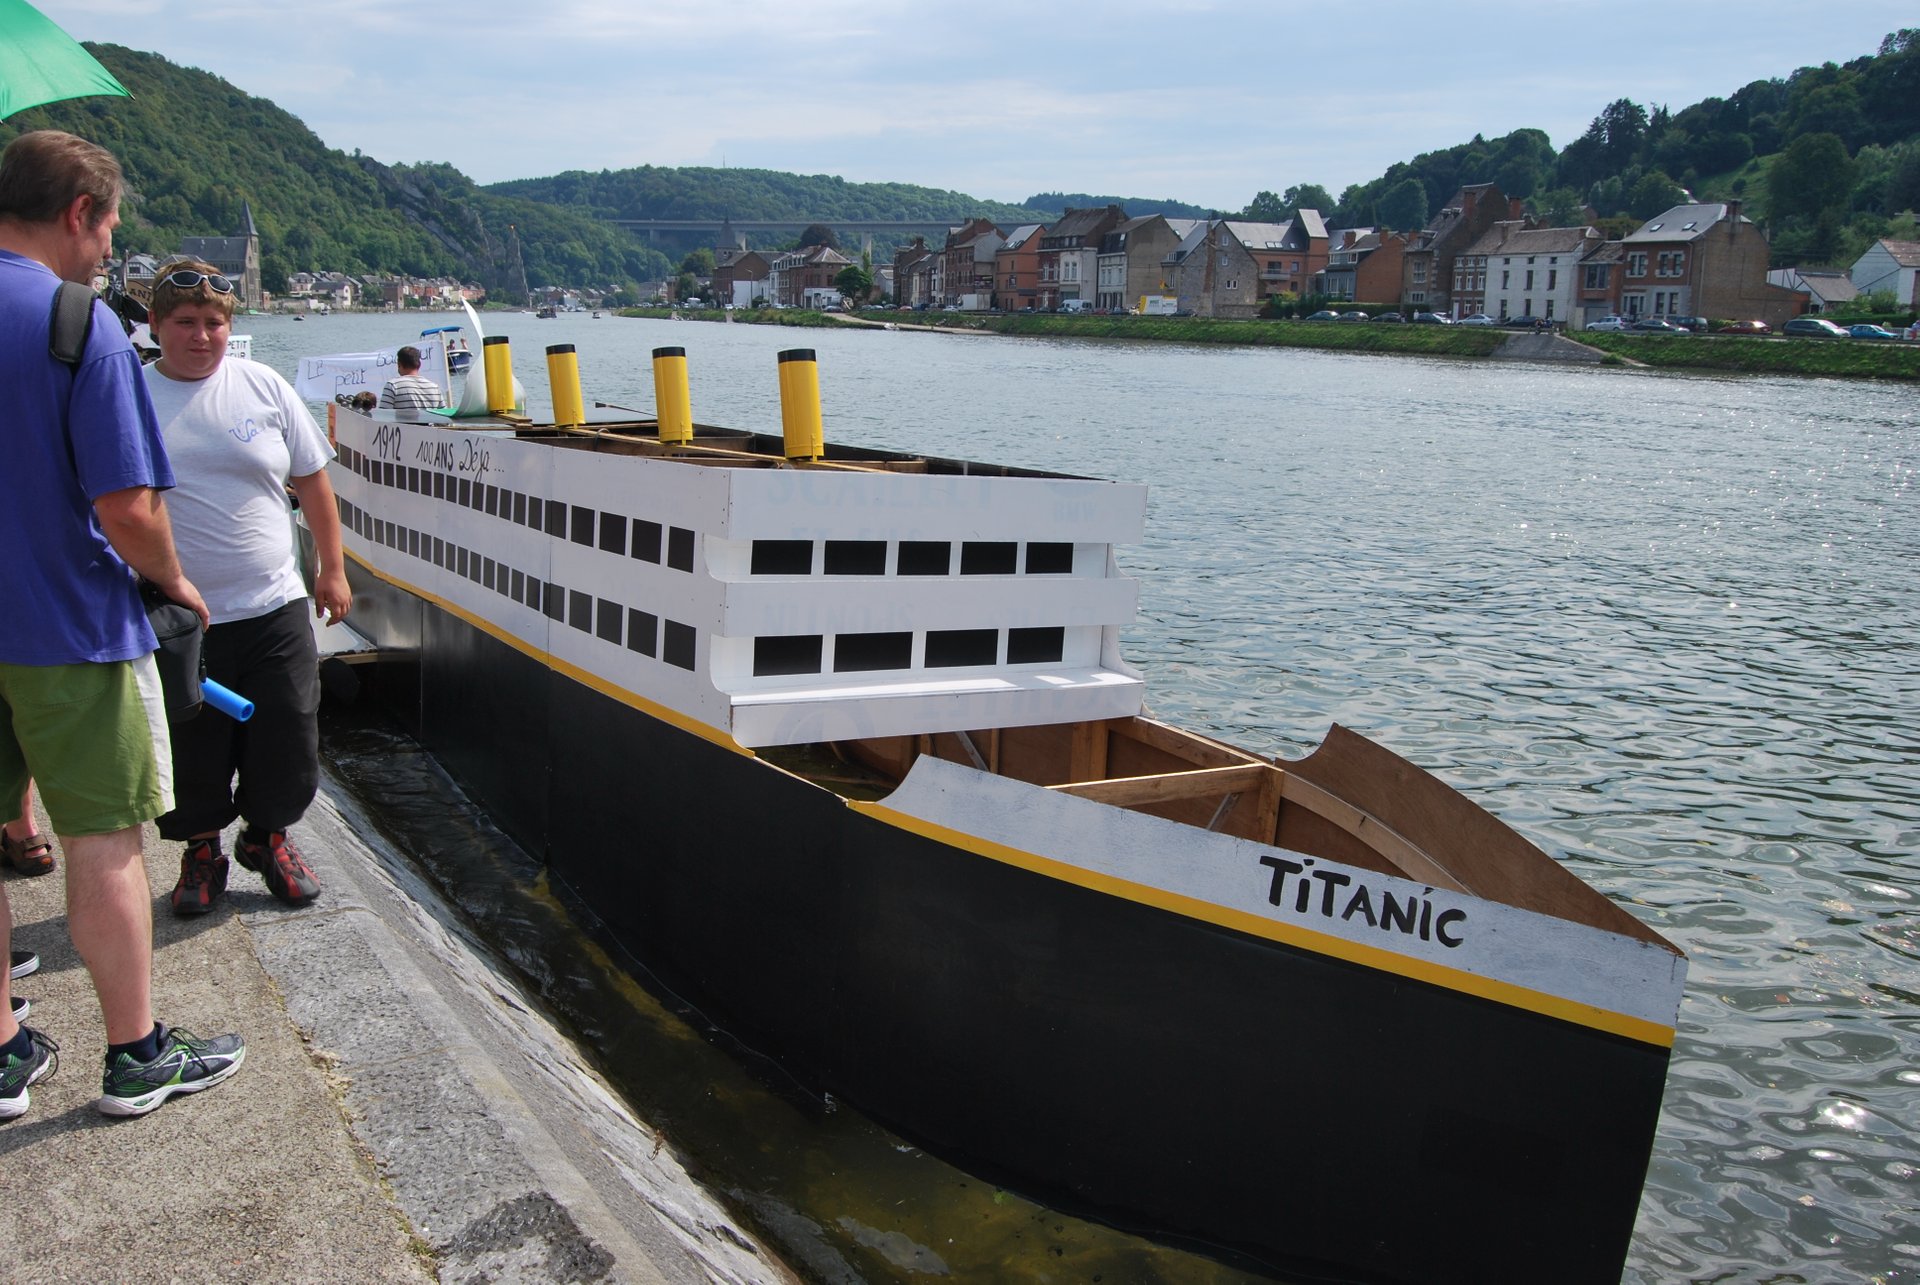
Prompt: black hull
<box><xmin>345</xmin><ymin>560</ymin><xmax>1667</xmax><ymax>1284</ymax></box>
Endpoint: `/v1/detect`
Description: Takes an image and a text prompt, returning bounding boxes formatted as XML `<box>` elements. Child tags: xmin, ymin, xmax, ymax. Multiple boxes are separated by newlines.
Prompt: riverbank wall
<box><xmin>620</xmin><ymin>307</ymin><xmax>1920</xmax><ymax>381</ymax></box>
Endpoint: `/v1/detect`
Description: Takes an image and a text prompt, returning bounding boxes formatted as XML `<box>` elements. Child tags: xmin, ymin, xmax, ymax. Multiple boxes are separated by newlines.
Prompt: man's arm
<box><xmin>288</xmin><ymin>469</ymin><xmax>351</xmax><ymax>626</ymax></box>
<box><xmin>92</xmin><ymin>485</ymin><xmax>209</xmax><ymax>630</ymax></box>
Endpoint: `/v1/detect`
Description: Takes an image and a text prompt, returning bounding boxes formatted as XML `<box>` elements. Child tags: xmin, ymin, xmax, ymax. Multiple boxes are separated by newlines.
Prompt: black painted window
<box><xmin>512</xmin><ymin>491</ymin><xmax>527</xmax><ymax>525</ymax></box>
<box><xmin>511</xmin><ymin>569</ymin><xmax>525</xmax><ymax>601</ymax></box>
<box><xmin>545</xmin><ymin>501</ymin><xmax>566</xmax><ymax>538</ymax></box>
<box><xmin>543</xmin><ymin>582</ymin><xmax>565</xmax><ymax>621</ymax></box>
<box><xmin>599</xmin><ymin>513</ymin><xmax>628</xmax><ymax>555</ymax></box>
<box><xmin>1026</xmin><ymin>542</ymin><xmax>1073</xmax><ymax>574</ymax></box>
<box><xmin>899</xmin><ymin>541</ymin><xmax>950</xmax><ymax>575</ymax></box>
<box><xmin>663</xmin><ymin>620</ymin><xmax>696</xmax><ymax>670</ymax></box>
<box><xmin>754</xmin><ymin>634</ymin><xmax>822</xmax><ymax>676</ymax></box>
<box><xmin>825</xmin><ymin>540</ymin><xmax>886</xmax><ymax>575</ymax></box>
<box><xmin>571</xmin><ymin>505</ymin><xmax>595</xmax><ymax>546</ymax></box>
<box><xmin>626</xmin><ymin>609</ymin><xmax>658</xmax><ymax>657</ymax></box>
<box><xmin>668</xmin><ymin>527</ymin><xmax>695</xmax><ymax>572</ymax></box>
<box><xmin>1008</xmin><ymin>626</ymin><xmax>1065</xmax><ymax>664</ymax></box>
<box><xmin>961</xmin><ymin>542</ymin><xmax>1017</xmax><ymax>575</ymax></box>
<box><xmin>751</xmin><ymin>540</ymin><xmax>812</xmax><ymax>575</ymax></box>
<box><xmin>569</xmin><ymin>589</ymin><xmax>592</xmax><ymax>631</ymax></box>
<box><xmin>632</xmin><ymin>519</ymin><xmax>661</xmax><ymax>563</ymax></box>
<box><xmin>835</xmin><ymin>632</ymin><xmax>911</xmax><ymax>672</ymax></box>
<box><xmin>926</xmin><ymin>629</ymin><xmax>997</xmax><ymax>667</ymax></box>
<box><xmin>596</xmin><ymin>599</ymin><xmax>623</xmax><ymax>645</ymax></box>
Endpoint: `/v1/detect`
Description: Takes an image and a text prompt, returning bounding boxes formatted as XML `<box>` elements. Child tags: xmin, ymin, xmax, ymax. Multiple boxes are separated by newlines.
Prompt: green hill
<box><xmin>0</xmin><ymin>45</ymin><xmax>674</xmax><ymax>300</ymax></box>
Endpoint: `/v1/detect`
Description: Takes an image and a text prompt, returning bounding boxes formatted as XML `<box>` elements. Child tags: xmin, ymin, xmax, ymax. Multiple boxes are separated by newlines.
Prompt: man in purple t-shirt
<box><xmin>0</xmin><ymin>130</ymin><xmax>245</xmax><ymax>1120</ymax></box>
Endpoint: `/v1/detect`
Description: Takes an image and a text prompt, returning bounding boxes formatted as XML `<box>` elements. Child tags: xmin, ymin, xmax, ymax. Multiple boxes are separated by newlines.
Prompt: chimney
<box><xmin>1725</xmin><ymin>199</ymin><xmax>1742</xmax><ymax>231</ymax></box>
<box><xmin>1343</xmin><ymin>231</ymin><xmax>1357</xmax><ymax>248</ymax></box>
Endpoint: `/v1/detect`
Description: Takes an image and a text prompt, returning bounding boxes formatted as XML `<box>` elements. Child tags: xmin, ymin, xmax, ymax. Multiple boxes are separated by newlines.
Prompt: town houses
<box><xmin>693</xmin><ymin>183</ymin><xmax>1823</xmax><ymax>329</ymax></box>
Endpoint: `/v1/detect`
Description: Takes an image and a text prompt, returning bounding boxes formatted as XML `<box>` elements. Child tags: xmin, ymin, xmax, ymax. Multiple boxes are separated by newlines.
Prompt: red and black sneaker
<box><xmin>237</xmin><ymin>829</ymin><xmax>320</xmax><ymax>906</ymax></box>
<box><xmin>169</xmin><ymin>837</ymin><xmax>229</xmax><ymax>916</ymax></box>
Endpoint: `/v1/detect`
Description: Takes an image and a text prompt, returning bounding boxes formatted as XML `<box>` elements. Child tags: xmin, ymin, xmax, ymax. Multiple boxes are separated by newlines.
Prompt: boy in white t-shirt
<box><xmin>143</xmin><ymin>261</ymin><xmax>351</xmax><ymax>914</ymax></box>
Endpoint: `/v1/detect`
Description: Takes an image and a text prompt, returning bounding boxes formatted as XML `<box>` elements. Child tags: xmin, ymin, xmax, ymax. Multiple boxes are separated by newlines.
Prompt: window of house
<box><xmin>1628</xmin><ymin>253</ymin><xmax>1648</xmax><ymax>276</ymax></box>
<box><xmin>1547</xmin><ymin>269</ymin><xmax>1557</xmax><ymax>290</ymax></box>
<box><xmin>1413</xmin><ymin>264</ymin><xmax>1427</xmax><ymax>284</ymax></box>
<box><xmin>1525</xmin><ymin>270</ymin><xmax>1534</xmax><ymax>289</ymax></box>
<box><xmin>1501</xmin><ymin>270</ymin><xmax>1510</xmax><ymax>289</ymax></box>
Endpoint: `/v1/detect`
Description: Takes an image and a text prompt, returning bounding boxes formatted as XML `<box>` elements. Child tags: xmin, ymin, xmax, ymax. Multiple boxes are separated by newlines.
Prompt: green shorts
<box><xmin>0</xmin><ymin>653</ymin><xmax>172</xmax><ymax>836</ymax></box>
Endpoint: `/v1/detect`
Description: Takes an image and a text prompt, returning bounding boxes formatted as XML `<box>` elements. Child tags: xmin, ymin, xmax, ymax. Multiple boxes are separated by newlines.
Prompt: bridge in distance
<box><xmin>603</xmin><ymin>216</ymin><xmax>970</xmax><ymax>246</ymax></box>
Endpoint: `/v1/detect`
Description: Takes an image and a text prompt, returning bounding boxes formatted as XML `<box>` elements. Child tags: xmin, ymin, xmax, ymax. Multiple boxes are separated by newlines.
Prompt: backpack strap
<box><xmin>48</xmin><ymin>279</ymin><xmax>96</xmax><ymax>366</ymax></box>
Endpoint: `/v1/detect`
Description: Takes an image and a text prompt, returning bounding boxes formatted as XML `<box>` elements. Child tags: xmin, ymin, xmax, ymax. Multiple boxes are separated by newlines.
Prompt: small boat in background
<box><xmin>536</xmin><ymin>304</ymin><xmax>557</xmax><ymax>319</ymax></box>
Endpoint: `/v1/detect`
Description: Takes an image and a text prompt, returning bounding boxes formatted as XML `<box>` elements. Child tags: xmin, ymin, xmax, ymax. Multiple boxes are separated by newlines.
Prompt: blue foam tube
<box><xmin>201</xmin><ymin>677</ymin><xmax>254</xmax><ymax>722</ymax></box>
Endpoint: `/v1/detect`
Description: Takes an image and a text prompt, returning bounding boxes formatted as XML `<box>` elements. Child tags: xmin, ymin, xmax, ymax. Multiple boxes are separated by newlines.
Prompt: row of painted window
<box><xmin>336</xmin><ymin>496</ymin><xmax>1070</xmax><ymax>680</ymax></box>
<box><xmin>335</xmin><ymin>444</ymin><xmax>696</xmax><ymax>572</ymax></box>
<box><xmin>749</xmin><ymin>538</ymin><xmax>1073</xmax><ymax>577</ymax></box>
<box><xmin>337</xmin><ymin>496</ymin><xmax>698</xmax><ymax>670</ymax></box>
<box><xmin>753</xmin><ymin>625</ymin><xmax>1066</xmax><ymax>678</ymax></box>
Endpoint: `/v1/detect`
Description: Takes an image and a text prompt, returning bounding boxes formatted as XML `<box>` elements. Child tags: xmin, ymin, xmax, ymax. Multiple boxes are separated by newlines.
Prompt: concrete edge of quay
<box><xmin>1</xmin><ymin>774</ymin><xmax>793</xmax><ymax>1285</ymax></box>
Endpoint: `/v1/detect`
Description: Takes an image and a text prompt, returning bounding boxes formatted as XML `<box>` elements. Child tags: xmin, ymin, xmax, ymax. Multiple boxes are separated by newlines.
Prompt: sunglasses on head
<box><xmin>161</xmin><ymin>269</ymin><xmax>234</xmax><ymax>294</ymax></box>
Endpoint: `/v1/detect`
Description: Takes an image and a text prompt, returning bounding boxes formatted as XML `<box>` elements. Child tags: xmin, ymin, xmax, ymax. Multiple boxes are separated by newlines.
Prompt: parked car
<box><xmin>1304</xmin><ymin>310</ymin><xmax>1340</xmax><ymax>321</ymax></box>
<box><xmin>1411</xmin><ymin>311</ymin><xmax>1452</xmax><ymax>324</ymax></box>
<box><xmin>1714</xmin><ymin>319</ymin><xmax>1772</xmax><ymax>335</ymax></box>
<box><xmin>1336</xmin><ymin>310</ymin><xmax>1370</xmax><ymax>322</ymax></box>
<box><xmin>1630</xmin><ymin>317</ymin><xmax>1687</xmax><ymax>333</ymax></box>
<box><xmin>1503</xmin><ymin>315</ymin><xmax>1552</xmax><ymax>329</ymax></box>
<box><xmin>1585</xmin><ymin>315</ymin><xmax>1631</xmax><ymax>332</ymax></box>
<box><xmin>1457</xmin><ymin>313</ymin><xmax>1497</xmax><ymax>326</ymax></box>
<box><xmin>1372</xmin><ymin>311</ymin><xmax>1405</xmax><ymax>323</ymax></box>
<box><xmin>1847</xmin><ymin>323</ymin><xmax>1900</xmax><ymax>340</ymax></box>
<box><xmin>1669</xmin><ymin>316</ymin><xmax>1710</xmax><ymax>332</ymax></box>
<box><xmin>1782</xmin><ymin>316</ymin><xmax>1851</xmax><ymax>338</ymax></box>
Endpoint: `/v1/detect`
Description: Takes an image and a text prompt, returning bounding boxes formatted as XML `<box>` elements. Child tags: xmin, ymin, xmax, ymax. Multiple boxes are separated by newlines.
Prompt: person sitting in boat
<box><xmin>141</xmin><ymin>259</ymin><xmax>350</xmax><ymax>915</ymax></box>
<box><xmin>377</xmin><ymin>345</ymin><xmax>441</xmax><ymax>423</ymax></box>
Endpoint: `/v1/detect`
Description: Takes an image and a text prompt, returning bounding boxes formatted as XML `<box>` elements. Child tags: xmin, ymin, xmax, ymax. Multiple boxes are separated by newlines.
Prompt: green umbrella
<box><xmin>0</xmin><ymin>0</ymin><xmax>130</xmax><ymax>120</ymax></box>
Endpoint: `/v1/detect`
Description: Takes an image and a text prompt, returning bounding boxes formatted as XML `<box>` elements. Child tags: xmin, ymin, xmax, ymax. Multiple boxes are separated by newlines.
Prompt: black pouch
<box><xmin>142</xmin><ymin>585</ymin><xmax>204</xmax><ymax>723</ymax></box>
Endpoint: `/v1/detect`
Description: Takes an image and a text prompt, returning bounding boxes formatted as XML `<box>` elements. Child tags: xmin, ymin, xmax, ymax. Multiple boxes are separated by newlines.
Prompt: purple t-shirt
<box><xmin>0</xmin><ymin>250</ymin><xmax>173</xmax><ymax>664</ymax></box>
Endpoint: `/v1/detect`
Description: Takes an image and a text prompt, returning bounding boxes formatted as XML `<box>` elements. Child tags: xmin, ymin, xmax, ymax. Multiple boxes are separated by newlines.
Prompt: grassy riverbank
<box><xmin>619</xmin><ymin>308</ymin><xmax>1920</xmax><ymax>381</ymax></box>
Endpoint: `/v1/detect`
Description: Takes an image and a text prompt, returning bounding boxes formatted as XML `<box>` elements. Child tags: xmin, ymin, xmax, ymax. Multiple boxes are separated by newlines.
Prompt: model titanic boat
<box><xmin>318</xmin><ymin>342</ymin><xmax>1686</xmax><ymax>1284</ymax></box>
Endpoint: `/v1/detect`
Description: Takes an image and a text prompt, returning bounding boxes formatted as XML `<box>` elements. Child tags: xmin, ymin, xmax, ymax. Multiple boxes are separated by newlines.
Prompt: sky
<box><xmin>43</xmin><ymin>1</ymin><xmax>1917</xmax><ymax>212</ymax></box>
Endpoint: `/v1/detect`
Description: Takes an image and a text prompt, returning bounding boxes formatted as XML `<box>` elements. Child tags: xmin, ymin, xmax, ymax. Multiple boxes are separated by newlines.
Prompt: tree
<box><xmin>1243</xmin><ymin>190</ymin><xmax>1285</xmax><ymax>220</ymax></box>
<box><xmin>1530</xmin><ymin>187</ymin><xmax>1588</xmax><ymax>228</ymax></box>
<box><xmin>1374</xmin><ymin>179</ymin><xmax>1429</xmax><ymax>233</ymax></box>
<box><xmin>797</xmin><ymin>223</ymin><xmax>839</xmax><ymax>249</ymax></box>
<box><xmin>1768</xmin><ymin>132</ymin><xmax>1855</xmax><ymax>222</ymax></box>
<box><xmin>834</xmin><ymin>264</ymin><xmax>873</xmax><ymax>302</ymax></box>
<box><xmin>1627</xmin><ymin>171</ymin><xmax>1686</xmax><ymax>220</ymax></box>
<box><xmin>680</xmin><ymin>247</ymin><xmax>715</xmax><ymax>276</ymax></box>
<box><xmin>1281</xmin><ymin>183</ymin><xmax>1334</xmax><ymax>214</ymax></box>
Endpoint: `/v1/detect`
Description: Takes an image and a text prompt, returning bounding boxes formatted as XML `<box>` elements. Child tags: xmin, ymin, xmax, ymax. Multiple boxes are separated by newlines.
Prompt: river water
<box><xmin>250</xmin><ymin>312</ymin><xmax>1919</xmax><ymax>1282</ymax></box>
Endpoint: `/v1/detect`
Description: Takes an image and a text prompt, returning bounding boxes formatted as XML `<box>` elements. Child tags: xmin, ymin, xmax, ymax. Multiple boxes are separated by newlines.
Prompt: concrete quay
<box><xmin>0</xmin><ymin>779</ymin><xmax>792</xmax><ymax>1284</ymax></box>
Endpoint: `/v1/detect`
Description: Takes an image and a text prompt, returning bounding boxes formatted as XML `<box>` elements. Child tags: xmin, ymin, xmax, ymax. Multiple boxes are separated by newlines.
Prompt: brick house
<box><xmin>1400</xmin><ymin>183</ymin><xmax>1522</xmax><ymax>317</ymax></box>
<box><xmin>714</xmin><ymin>248</ymin><xmax>773</xmax><ymax>308</ymax></box>
<box><xmin>1037</xmin><ymin>206</ymin><xmax>1128</xmax><ymax>309</ymax></box>
<box><xmin>893</xmin><ymin>237</ymin><xmax>937</xmax><ymax>308</ymax></box>
<box><xmin>1318</xmin><ymin>228</ymin><xmax>1412</xmax><ymax>305</ymax></box>
<box><xmin>768</xmin><ymin>244</ymin><xmax>853</xmax><ymax>308</ymax></box>
<box><xmin>1619</xmin><ymin>201</ymin><xmax>1802</xmax><ymax>326</ymax></box>
<box><xmin>1165</xmin><ymin>214</ymin><xmax>1328</xmax><ymax>318</ymax></box>
<box><xmin>1455</xmin><ymin>222</ymin><xmax>1602</xmax><ymax>323</ymax></box>
<box><xmin>1573</xmin><ymin>242</ymin><xmax>1625</xmax><ymax>324</ymax></box>
<box><xmin>939</xmin><ymin>218</ymin><xmax>1005</xmax><ymax>308</ymax></box>
<box><xmin>994</xmin><ymin>224</ymin><xmax>1046</xmax><ymax>311</ymax></box>
<box><xmin>1096</xmin><ymin>215</ymin><xmax>1201</xmax><ymax>310</ymax></box>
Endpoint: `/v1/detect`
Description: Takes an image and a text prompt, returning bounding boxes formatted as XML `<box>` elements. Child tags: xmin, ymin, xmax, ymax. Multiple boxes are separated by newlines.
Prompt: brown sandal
<box><xmin>1</xmin><ymin>830</ymin><xmax>55</xmax><ymax>876</ymax></box>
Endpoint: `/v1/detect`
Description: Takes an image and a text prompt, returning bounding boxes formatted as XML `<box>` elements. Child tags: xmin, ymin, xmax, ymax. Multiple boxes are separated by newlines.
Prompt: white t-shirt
<box><xmin>144</xmin><ymin>357</ymin><xmax>335</xmax><ymax>624</ymax></box>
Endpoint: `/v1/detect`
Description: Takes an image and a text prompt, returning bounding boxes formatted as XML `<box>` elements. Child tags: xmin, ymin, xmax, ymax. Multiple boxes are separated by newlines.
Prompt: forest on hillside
<box><xmin>0</xmin><ymin>46</ymin><xmax>675</xmax><ymax>301</ymax></box>
<box><xmin>1256</xmin><ymin>29</ymin><xmax>1919</xmax><ymax>267</ymax></box>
